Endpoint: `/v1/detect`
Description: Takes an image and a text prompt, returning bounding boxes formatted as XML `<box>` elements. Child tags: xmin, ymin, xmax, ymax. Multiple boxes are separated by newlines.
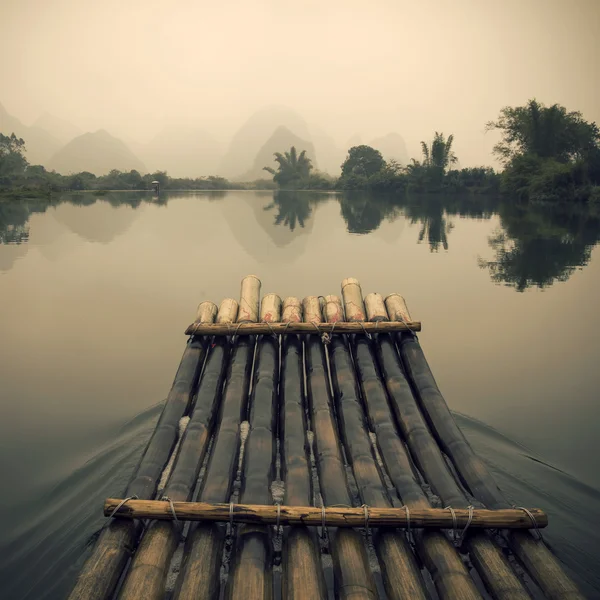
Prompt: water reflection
<box><xmin>2</xmin><ymin>191</ymin><xmax>600</xmax><ymax>291</ymax></box>
<box><xmin>263</xmin><ymin>190</ymin><xmax>326</xmax><ymax>231</ymax></box>
<box><xmin>339</xmin><ymin>192</ymin><xmax>404</xmax><ymax>234</ymax></box>
<box><xmin>479</xmin><ymin>203</ymin><xmax>600</xmax><ymax>292</ymax></box>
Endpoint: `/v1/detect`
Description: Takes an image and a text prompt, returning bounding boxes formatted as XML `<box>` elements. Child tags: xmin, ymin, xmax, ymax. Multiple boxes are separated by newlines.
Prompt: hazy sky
<box><xmin>1</xmin><ymin>0</ymin><xmax>598</xmax><ymax>166</ymax></box>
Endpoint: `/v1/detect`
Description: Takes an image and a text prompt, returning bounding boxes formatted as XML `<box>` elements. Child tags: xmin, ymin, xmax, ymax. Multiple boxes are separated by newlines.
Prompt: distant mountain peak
<box><xmin>241</xmin><ymin>125</ymin><xmax>317</xmax><ymax>182</ymax></box>
<box><xmin>47</xmin><ymin>130</ymin><xmax>146</xmax><ymax>175</ymax></box>
<box><xmin>218</xmin><ymin>106</ymin><xmax>312</xmax><ymax>178</ymax></box>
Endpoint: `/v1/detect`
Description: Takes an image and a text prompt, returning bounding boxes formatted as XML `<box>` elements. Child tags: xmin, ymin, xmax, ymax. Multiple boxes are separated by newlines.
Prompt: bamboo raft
<box><xmin>69</xmin><ymin>276</ymin><xmax>583</xmax><ymax>600</ymax></box>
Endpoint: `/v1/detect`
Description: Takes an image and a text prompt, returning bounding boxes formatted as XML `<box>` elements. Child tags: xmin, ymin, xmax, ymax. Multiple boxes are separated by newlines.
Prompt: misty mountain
<box><xmin>370</xmin><ymin>132</ymin><xmax>409</xmax><ymax>165</ymax></box>
<box><xmin>310</xmin><ymin>127</ymin><xmax>344</xmax><ymax>175</ymax></box>
<box><xmin>140</xmin><ymin>126</ymin><xmax>222</xmax><ymax>177</ymax></box>
<box><xmin>33</xmin><ymin>112</ymin><xmax>81</xmax><ymax>144</ymax></box>
<box><xmin>47</xmin><ymin>130</ymin><xmax>146</xmax><ymax>175</ymax></box>
<box><xmin>345</xmin><ymin>134</ymin><xmax>363</xmax><ymax>149</ymax></box>
<box><xmin>241</xmin><ymin>126</ymin><xmax>317</xmax><ymax>182</ymax></box>
<box><xmin>0</xmin><ymin>102</ymin><xmax>61</xmax><ymax>165</ymax></box>
<box><xmin>219</xmin><ymin>106</ymin><xmax>312</xmax><ymax>178</ymax></box>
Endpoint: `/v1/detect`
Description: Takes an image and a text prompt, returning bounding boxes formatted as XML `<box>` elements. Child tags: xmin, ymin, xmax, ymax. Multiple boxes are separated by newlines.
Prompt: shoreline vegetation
<box><xmin>1</xmin><ymin>99</ymin><xmax>599</xmax><ymax>205</ymax></box>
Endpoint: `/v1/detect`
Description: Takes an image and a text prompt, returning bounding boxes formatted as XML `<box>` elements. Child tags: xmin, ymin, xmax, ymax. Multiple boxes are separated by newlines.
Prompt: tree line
<box><xmin>2</xmin><ymin>98</ymin><xmax>599</xmax><ymax>203</ymax></box>
<box><xmin>263</xmin><ymin>99</ymin><xmax>600</xmax><ymax>203</ymax></box>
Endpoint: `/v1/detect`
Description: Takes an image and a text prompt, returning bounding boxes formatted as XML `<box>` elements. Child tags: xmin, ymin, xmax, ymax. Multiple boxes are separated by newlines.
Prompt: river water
<box><xmin>1</xmin><ymin>191</ymin><xmax>599</xmax><ymax>598</ymax></box>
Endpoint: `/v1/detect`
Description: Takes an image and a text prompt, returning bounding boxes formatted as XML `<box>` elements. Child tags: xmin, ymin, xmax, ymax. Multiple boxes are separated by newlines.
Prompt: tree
<box><xmin>486</xmin><ymin>99</ymin><xmax>600</xmax><ymax>164</ymax></box>
<box><xmin>341</xmin><ymin>145</ymin><xmax>385</xmax><ymax>179</ymax></box>
<box><xmin>420</xmin><ymin>132</ymin><xmax>457</xmax><ymax>171</ymax></box>
<box><xmin>0</xmin><ymin>133</ymin><xmax>28</xmax><ymax>181</ymax></box>
<box><xmin>263</xmin><ymin>146</ymin><xmax>313</xmax><ymax>187</ymax></box>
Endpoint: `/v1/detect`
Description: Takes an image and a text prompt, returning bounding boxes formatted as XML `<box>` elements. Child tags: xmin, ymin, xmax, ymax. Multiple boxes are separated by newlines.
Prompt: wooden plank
<box><xmin>388</xmin><ymin>300</ymin><xmax>584</xmax><ymax>600</ymax></box>
<box><xmin>185</xmin><ymin>321</ymin><xmax>422</xmax><ymax>336</ymax></box>
<box><xmin>105</xmin><ymin>500</ymin><xmax>548</xmax><ymax>529</ymax></box>
<box><xmin>67</xmin><ymin>302</ymin><xmax>217</xmax><ymax>600</ymax></box>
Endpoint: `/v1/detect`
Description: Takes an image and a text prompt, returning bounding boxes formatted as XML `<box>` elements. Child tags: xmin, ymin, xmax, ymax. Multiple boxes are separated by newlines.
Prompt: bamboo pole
<box><xmin>281</xmin><ymin>296</ymin><xmax>302</xmax><ymax>323</ymax></box>
<box><xmin>373</xmin><ymin>330</ymin><xmax>531</xmax><ymax>597</ymax></box>
<box><xmin>363</xmin><ymin>293</ymin><xmax>388</xmax><ymax>322</ymax></box>
<box><xmin>225</xmin><ymin>295</ymin><xmax>281</xmax><ymax>600</ymax></box>
<box><xmin>105</xmin><ymin>500</ymin><xmax>547</xmax><ymax>529</ymax></box>
<box><xmin>302</xmin><ymin>295</ymin><xmax>323</xmax><ymax>323</ymax></box>
<box><xmin>341</xmin><ymin>277</ymin><xmax>367</xmax><ymax>321</ymax></box>
<box><xmin>196</xmin><ymin>300</ymin><xmax>219</xmax><ymax>323</ymax></box>
<box><xmin>280</xmin><ymin>297</ymin><xmax>326</xmax><ymax>600</ymax></box>
<box><xmin>362</xmin><ymin>297</ymin><xmax>531</xmax><ymax>599</ymax></box>
<box><xmin>386</xmin><ymin>297</ymin><xmax>584</xmax><ymax>600</ymax></box>
<box><xmin>238</xmin><ymin>274</ymin><xmax>261</xmax><ymax>322</ymax></box>
<box><xmin>325</xmin><ymin>297</ymin><xmax>428</xmax><ymax>600</ymax></box>
<box><xmin>68</xmin><ymin>302</ymin><xmax>218</xmax><ymax>600</ymax></box>
<box><xmin>302</xmin><ymin>296</ymin><xmax>378</xmax><ymax>600</ymax></box>
<box><xmin>353</xmin><ymin>296</ymin><xmax>486</xmax><ymax>600</ymax></box>
<box><xmin>185</xmin><ymin>321</ymin><xmax>422</xmax><ymax>336</ymax></box>
<box><xmin>324</xmin><ymin>294</ymin><xmax>345</xmax><ymax>323</ymax></box>
<box><xmin>216</xmin><ymin>298</ymin><xmax>239</xmax><ymax>324</ymax></box>
<box><xmin>174</xmin><ymin>277</ymin><xmax>260</xmax><ymax>600</ymax></box>
<box><xmin>117</xmin><ymin>303</ymin><xmax>233</xmax><ymax>600</ymax></box>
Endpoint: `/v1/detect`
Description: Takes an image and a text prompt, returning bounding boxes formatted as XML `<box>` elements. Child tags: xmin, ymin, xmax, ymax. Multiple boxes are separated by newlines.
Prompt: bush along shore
<box><xmin>1</xmin><ymin>99</ymin><xmax>599</xmax><ymax>204</ymax></box>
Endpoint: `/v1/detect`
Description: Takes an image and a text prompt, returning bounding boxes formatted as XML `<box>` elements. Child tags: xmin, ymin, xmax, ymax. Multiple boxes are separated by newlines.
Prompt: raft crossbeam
<box><xmin>185</xmin><ymin>320</ymin><xmax>421</xmax><ymax>336</ymax></box>
<box><xmin>104</xmin><ymin>499</ymin><xmax>547</xmax><ymax>529</ymax></box>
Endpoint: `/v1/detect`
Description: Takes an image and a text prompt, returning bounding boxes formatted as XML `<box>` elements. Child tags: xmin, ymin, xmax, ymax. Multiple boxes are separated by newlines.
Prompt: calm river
<box><xmin>1</xmin><ymin>191</ymin><xmax>599</xmax><ymax>598</ymax></box>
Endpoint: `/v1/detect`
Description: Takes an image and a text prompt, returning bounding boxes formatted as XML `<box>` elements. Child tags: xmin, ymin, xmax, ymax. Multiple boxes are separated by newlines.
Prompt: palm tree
<box><xmin>263</xmin><ymin>146</ymin><xmax>313</xmax><ymax>187</ymax></box>
<box><xmin>420</xmin><ymin>132</ymin><xmax>457</xmax><ymax>171</ymax></box>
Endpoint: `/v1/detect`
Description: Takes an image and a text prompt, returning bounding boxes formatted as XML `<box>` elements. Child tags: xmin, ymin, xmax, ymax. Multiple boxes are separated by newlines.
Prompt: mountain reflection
<box><xmin>1</xmin><ymin>191</ymin><xmax>599</xmax><ymax>291</ymax></box>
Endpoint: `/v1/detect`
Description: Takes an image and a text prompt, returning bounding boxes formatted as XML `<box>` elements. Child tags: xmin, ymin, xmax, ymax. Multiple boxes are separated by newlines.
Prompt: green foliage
<box><xmin>487</xmin><ymin>100</ymin><xmax>600</xmax><ymax>164</ymax></box>
<box><xmin>340</xmin><ymin>145</ymin><xmax>385</xmax><ymax>179</ymax></box>
<box><xmin>0</xmin><ymin>133</ymin><xmax>28</xmax><ymax>182</ymax></box>
<box><xmin>445</xmin><ymin>168</ymin><xmax>499</xmax><ymax>194</ymax></box>
<box><xmin>367</xmin><ymin>160</ymin><xmax>407</xmax><ymax>192</ymax></box>
<box><xmin>0</xmin><ymin>163</ymin><xmax>239</xmax><ymax>196</ymax></box>
<box><xmin>502</xmin><ymin>155</ymin><xmax>594</xmax><ymax>203</ymax></box>
<box><xmin>488</xmin><ymin>100</ymin><xmax>600</xmax><ymax>204</ymax></box>
<box><xmin>420</xmin><ymin>132</ymin><xmax>457</xmax><ymax>170</ymax></box>
<box><xmin>263</xmin><ymin>146</ymin><xmax>313</xmax><ymax>187</ymax></box>
<box><xmin>589</xmin><ymin>186</ymin><xmax>600</xmax><ymax>205</ymax></box>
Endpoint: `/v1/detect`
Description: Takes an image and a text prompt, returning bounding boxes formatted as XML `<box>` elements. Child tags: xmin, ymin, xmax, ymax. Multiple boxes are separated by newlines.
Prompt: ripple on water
<box><xmin>0</xmin><ymin>402</ymin><xmax>163</xmax><ymax>600</ymax></box>
<box><xmin>456</xmin><ymin>412</ymin><xmax>600</xmax><ymax>597</ymax></box>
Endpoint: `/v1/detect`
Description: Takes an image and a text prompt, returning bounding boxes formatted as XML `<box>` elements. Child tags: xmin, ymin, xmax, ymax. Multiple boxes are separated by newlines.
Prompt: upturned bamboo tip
<box><xmin>341</xmin><ymin>277</ymin><xmax>361</xmax><ymax>289</ymax></box>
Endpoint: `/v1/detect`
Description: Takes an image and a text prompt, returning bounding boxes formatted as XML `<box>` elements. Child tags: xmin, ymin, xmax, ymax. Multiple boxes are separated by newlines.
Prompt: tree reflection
<box><xmin>263</xmin><ymin>190</ymin><xmax>324</xmax><ymax>231</ymax></box>
<box><xmin>338</xmin><ymin>192</ymin><xmax>403</xmax><ymax>234</ymax></box>
<box><xmin>479</xmin><ymin>203</ymin><xmax>600</xmax><ymax>291</ymax></box>
<box><xmin>402</xmin><ymin>196</ymin><xmax>453</xmax><ymax>251</ymax></box>
<box><xmin>0</xmin><ymin>199</ymin><xmax>53</xmax><ymax>244</ymax></box>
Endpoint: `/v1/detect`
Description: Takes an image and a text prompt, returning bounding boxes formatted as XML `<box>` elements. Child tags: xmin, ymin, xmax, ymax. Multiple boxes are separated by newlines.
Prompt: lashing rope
<box><xmin>107</xmin><ymin>495</ymin><xmax>139</xmax><ymax>518</ymax></box>
<box><xmin>457</xmin><ymin>505</ymin><xmax>474</xmax><ymax>546</ymax></box>
<box><xmin>161</xmin><ymin>495</ymin><xmax>178</xmax><ymax>523</ymax></box>
<box><xmin>516</xmin><ymin>505</ymin><xmax>543</xmax><ymax>540</ymax></box>
<box><xmin>445</xmin><ymin>505</ymin><xmax>458</xmax><ymax>545</ymax></box>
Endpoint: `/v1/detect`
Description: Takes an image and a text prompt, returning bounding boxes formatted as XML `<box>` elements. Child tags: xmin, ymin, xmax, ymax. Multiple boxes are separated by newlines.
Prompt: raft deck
<box><xmin>69</xmin><ymin>276</ymin><xmax>582</xmax><ymax>600</ymax></box>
